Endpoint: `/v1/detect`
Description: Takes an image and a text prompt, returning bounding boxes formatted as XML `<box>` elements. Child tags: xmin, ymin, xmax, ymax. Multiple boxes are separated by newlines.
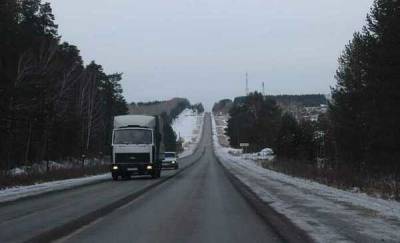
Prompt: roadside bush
<box><xmin>264</xmin><ymin>159</ymin><xmax>400</xmax><ymax>200</ymax></box>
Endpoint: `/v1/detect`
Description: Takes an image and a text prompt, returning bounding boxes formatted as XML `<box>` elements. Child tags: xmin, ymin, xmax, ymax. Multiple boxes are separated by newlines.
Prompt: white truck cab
<box><xmin>111</xmin><ymin>115</ymin><xmax>164</xmax><ymax>180</ymax></box>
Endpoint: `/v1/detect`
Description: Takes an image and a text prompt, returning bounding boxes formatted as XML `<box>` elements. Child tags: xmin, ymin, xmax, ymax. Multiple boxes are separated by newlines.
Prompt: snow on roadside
<box><xmin>212</xmin><ymin>115</ymin><xmax>400</xmax><ymax>242</ymax></box>
<box><xmin>7</xmin><ymin>158</ymin><xmax>109</xmax><ymax>176</ymax></box>
<box><xmin>0</xmin><ymin>111</ymin><xmax>203</xmax><ymax>204</ymax></box>
<box><xmin>0</xmin><ymin>174</ymin><xmax>110</xmax><ymax>204</ymax></box>
<box><xmin>172</xmin><ymin>109</ymin><xmax>204</xmax><ymax>158</ymax></box>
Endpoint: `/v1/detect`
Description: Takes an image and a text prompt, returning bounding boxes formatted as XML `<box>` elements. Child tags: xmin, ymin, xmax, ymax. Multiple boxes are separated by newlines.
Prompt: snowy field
<box><xmin>172</xmin><ymin>109</ymin><xmax>204</xmax><ymax>158</ymax></box>
<box><xmin>0</xmin><ymin>174</ymin><xmax>109</xmax><ymax>204</ymax></box>
<box><xmin>212</xmin><ymin>115</ymin><xmax>400</xmax><ymax>242</ymax></box>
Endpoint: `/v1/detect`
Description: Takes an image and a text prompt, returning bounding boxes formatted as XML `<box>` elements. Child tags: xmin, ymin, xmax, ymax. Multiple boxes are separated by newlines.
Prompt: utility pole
<box><xmin>262</xmin><ymin>82</ymin><xmax>265</xmax><ymax>96</ymax></box>
<box><xmin>245</xmin><ymin>72</ymin><xmax>249</xmax><ymax>96</ymax></box>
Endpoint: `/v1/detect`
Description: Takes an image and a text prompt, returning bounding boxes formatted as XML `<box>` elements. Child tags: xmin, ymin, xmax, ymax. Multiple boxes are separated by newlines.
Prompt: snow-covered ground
<box><xmin>1</xmin><ymin>158</ymin><xmax>110</xmax><ymax>202</ymax></box>
<box><xmin>7</xmin><ymin>158</ymin><xmax>109</xmax><ymax>176</ymax></box>
<box><xmin>0</xmin><ymin>174</ymin><xmax>109</xmax><ymax>204</ymax></box>
<box><xmin>212</xmin><ymin>115</ymin><xmax>400</xmax><ymax>242</ymax></box>
<box><xmin>172</xmin><ymin>109</ymin><xmax>204</xmax><ymax>158</ymax></box>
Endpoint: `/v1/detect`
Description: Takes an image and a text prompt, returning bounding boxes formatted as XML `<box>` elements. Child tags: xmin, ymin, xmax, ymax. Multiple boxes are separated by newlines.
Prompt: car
<box><xmin>257</xmin><ymin>148</ymin><xmax>275</xmax><ymax>160</ymax></box>
<box><xmin>162</xmin><ymin>152</ymin><xmax>179</xmax><ymax>170</ymax></box>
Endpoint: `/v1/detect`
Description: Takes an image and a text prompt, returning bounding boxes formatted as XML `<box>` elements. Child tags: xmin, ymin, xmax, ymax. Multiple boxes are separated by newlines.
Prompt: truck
<box><xmin>111</xmin><ymin>115</ymin><xmax>164</xmax><ymax>180</ymax></box>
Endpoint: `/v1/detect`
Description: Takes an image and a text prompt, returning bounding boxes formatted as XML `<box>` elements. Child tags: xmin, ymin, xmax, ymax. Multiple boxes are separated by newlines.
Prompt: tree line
<box><xmin>161</xmin><ymin>99</ymin><xmax>191</xmax><ymax>152</ymax></box>
<box><xmin>225</xmin><ymin>0</ymin><xmax>400</xmax><ymax>193</ymax></box>
<box><xmin>212</xmin><ymin>99</ymin><xmax>233</xmax><ymax>114</ymax></box>
<box><xmin>330</xmin><ymin>0</ymin><xmax>400</xmax><ymax>174</ymax></box>
<box><xmin>233</xmin><ymin>94</ymin><xmax>327</xmax><ymax>108</ymax></box>
<box><xmin>266</xmin><ymin>94</ymin><xmax>327</xmax><ymax>107</ymax></box>
<box><xmin>157</xmin><ymin>101</ymin><xmax>204</xmax><ymax>152</ymax></box>
<box><xmin>129</xmin><ymin>98</ymin><xmax>204</xmax><ymax>152</ymax></box>
<box><xmin>0</xmin><ymin>0</ymin><xmax>128</xmax><ymax>170</ymax></box>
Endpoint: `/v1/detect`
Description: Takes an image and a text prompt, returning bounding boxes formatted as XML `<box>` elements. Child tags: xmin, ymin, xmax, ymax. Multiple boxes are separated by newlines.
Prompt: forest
<box><xmin>224</xmin><ymin>0</ymin><xmax>400</xmax><ymax>198</ymax></box>
<box><xmin>232</xmin><ymin>94</ymin><xmax>327</xmax><ymax>108</ymax></box>
<box><xmin>0</xmin><ymin>0</ymin><xmax>128</xmax><ymax>171</ymax></box>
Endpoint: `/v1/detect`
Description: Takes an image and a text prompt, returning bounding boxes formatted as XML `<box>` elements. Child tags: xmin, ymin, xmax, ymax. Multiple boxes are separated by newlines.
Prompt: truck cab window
<box><xmin>114</xmin><ymin>129</ymin><xmax>152</xmax><ymax>144</ymax></box>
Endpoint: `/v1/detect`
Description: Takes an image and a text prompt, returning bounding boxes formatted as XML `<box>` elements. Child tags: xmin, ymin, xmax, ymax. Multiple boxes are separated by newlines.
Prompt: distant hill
<box><xmin>234</xmin><ymin>94</ymin><xmax>327</xmax><ymax>108</ymax></box>
<box><xmin>129</xmin><ymin>98</ymin><xmax>190</xmax><ymax>118</ymax></box>
<box><xmin>214</xmin><ymin>94</ymin><xmax>328</xmax><ymax>115</ymax></box>
<box><xmin>128</xmin><ymin>98</ymin><xmax>193</xmax><ymax>152</ymax></box>
<box><xmin>267</xmin><ymin>94</ymin><xmax>328</xmax><ymax>107</ymax></box>
<box><xmin>212</xmin><ymin>99</ymin><xmax>234</xmax><ymax>114</ymax></box>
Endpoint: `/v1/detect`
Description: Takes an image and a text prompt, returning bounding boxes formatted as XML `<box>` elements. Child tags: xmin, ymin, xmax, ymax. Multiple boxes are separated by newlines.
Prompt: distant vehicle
<box><xmin>111</xmin><ymin>115</ymin><xmax>165</xmax><ymax>180</ymax></box>
<box><xmin>260</xmin><ymin>148</ymin><xmax>274</xmax><ymax>156</ymax></box>
<box><xmin>162</xmin><ymin>152</ymin><xmax>179</xmax><ymax>170</ymax></box>
<box><xmin>257</xmin><ymin>148</ymin><xmax>274</xmax><ymax>160</ymax></box>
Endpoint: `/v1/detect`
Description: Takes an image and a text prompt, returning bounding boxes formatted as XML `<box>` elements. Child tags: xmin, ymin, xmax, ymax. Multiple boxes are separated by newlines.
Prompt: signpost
<box><xmin>240</xmin><ymin>143</ymin><xmax>250</xmax><ymax>154</ymax></box>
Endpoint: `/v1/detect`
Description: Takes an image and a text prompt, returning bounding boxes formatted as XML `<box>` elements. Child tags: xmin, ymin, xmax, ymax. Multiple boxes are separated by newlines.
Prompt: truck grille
<box><xmin>115</xmin><ymin>153</ymin><xmax>150</xmax><ymax>164</ymax></box>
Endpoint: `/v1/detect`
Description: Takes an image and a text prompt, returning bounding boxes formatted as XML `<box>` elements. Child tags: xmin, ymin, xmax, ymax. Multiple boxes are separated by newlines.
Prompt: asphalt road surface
<box><xmin>0</xmin><ymin>114</ymin><xmax>284</xmax><ymax>243</ymax></box>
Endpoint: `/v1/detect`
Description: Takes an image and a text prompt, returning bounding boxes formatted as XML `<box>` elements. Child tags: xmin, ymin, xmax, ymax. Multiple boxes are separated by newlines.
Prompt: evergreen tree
<box><xmin>160</xmin><ymin>112</ymin><xmax>178</xmax><ymax>151</ymax></box>
<box><xmin>226</xmin><ymin>92</ymin><xmax>281</xmax><ymax>152</ymax></box>
<box><xmin>275</xmin><ymin>113</ymin><xmax>300</xmax><ymax>159</ymax></box>
<box><xmin>330</xmin><ymin>32</ymin><xmax>372</xmax><ymax>166</ymax></box>
<box><xmin>0</xmin><ymin>1</ymin><xmax>128</xmax><ymax>169</ymax></box>
<box><xmin>330</xmin><ymin>0</ymin><xmax>400</xmax><ymax>171</ymax></box>
<box><xmin>191</xmin><ymin>103</ymin><xmax>204</xmax><ymax>113</ymax></box>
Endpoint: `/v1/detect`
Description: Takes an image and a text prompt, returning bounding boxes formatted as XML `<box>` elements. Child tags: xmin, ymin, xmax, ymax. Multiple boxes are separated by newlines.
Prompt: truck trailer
<box><xmin>111</xmin><ymin>115</ymin><xmax>164</xmax><ymax>180</ymax></box>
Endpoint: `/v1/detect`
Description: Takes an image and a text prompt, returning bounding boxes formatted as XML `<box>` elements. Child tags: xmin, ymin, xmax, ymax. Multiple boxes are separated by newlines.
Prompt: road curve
<box><xmin>60</xmin><ymin>114</ymin><xmax>284</xmax><ymax>243</ymax></box>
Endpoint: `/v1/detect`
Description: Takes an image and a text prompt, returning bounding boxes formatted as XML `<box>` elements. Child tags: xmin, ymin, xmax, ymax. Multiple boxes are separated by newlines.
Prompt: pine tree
<box><xmin>0</xmin><ymin>1</ymin><xmax>128</xmax><ymax>169</ymax></box>
<box><xmin>226</xmin><ymin>92</ymin><xmax>281</xmax><ymax>152</ymax></box>
<box><xmin>364</xmin><ymin>0</ymin><xmax>400</xmax><ymax>168</ymax></box>
<box><xmin>330</xmin><ymin>0</ymin><xmax>400</xmax><ymax>171</ymax></box>
<box><xmin>275</xmin><ymin>113</ymin><xmax>300</xmax><ymax>159</ymax></box>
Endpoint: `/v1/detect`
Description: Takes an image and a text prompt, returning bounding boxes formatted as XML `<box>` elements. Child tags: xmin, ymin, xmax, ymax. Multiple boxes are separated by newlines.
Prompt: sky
<box><xmin>48</xmin><ymin>0</ymin><xmax>373</xmax><ymax>110</ymax></box>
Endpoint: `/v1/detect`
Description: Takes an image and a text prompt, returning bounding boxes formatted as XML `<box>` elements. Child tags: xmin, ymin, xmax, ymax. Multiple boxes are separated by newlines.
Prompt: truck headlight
<box><xmin>146</xmin><ymin>165</ymin><xmax>153</xmax><ymax>170</ymax></box>
<box><xmin>112</xmin><ymin>165</ymin><xmax>118</xmax><ymax>170</ymax></box>
<box><xmin>171</xmin><ymin>161</ymin><xmax>176</xmax><ymax>164</ymax></box>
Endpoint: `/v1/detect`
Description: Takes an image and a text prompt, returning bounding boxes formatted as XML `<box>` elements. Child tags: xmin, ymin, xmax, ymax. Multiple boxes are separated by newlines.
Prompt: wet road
<box><xmin>61</xmin><ymin>114</ymin><xmax>283</xmax><ymax>243</ymax></box>
<box><xmin>0</xmin><ymin>114</ymin><xmax>283</xmax><ymax>243</ymax></box>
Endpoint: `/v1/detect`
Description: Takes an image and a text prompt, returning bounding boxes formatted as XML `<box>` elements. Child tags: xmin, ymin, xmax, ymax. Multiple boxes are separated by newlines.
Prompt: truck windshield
<box><xmin>113</xmin><ymin>129</ymin><xmax>152</xmax><ymax>144</ymax></box>
<box><xmin>165</xmin><ymin>152</ymin><xmax>176</xmax><ymax>158</ymax></box>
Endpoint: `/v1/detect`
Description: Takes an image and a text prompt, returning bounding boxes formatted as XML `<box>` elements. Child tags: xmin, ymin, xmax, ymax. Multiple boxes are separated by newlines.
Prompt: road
<box><xmin>0</xmin><ymin>114</ymin><xmax>284</xmax><ymax>243</ymax></box>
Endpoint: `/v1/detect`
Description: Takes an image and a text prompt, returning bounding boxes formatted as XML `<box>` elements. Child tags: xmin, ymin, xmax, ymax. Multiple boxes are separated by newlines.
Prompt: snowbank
<box><xmin>0</xmin><ymin>174</ymin><xmax>109</xmax><ymax>204</ymax></box>
<box><xmin>212</xmin><ymin>115</ymin><xmax>400</xmax><ymax>242</ymax></box>
<box><xmin>172</xmin><ymin>109</ymin><xmax>204</xmax><ymax>158</ymax></box>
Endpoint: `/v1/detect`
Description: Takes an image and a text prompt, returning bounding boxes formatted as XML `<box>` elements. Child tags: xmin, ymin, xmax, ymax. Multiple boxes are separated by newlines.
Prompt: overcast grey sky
<box><xmin>48</xmin><ymin>0</ymin><xmax>373</xmax><ymax>109</ymax></box>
